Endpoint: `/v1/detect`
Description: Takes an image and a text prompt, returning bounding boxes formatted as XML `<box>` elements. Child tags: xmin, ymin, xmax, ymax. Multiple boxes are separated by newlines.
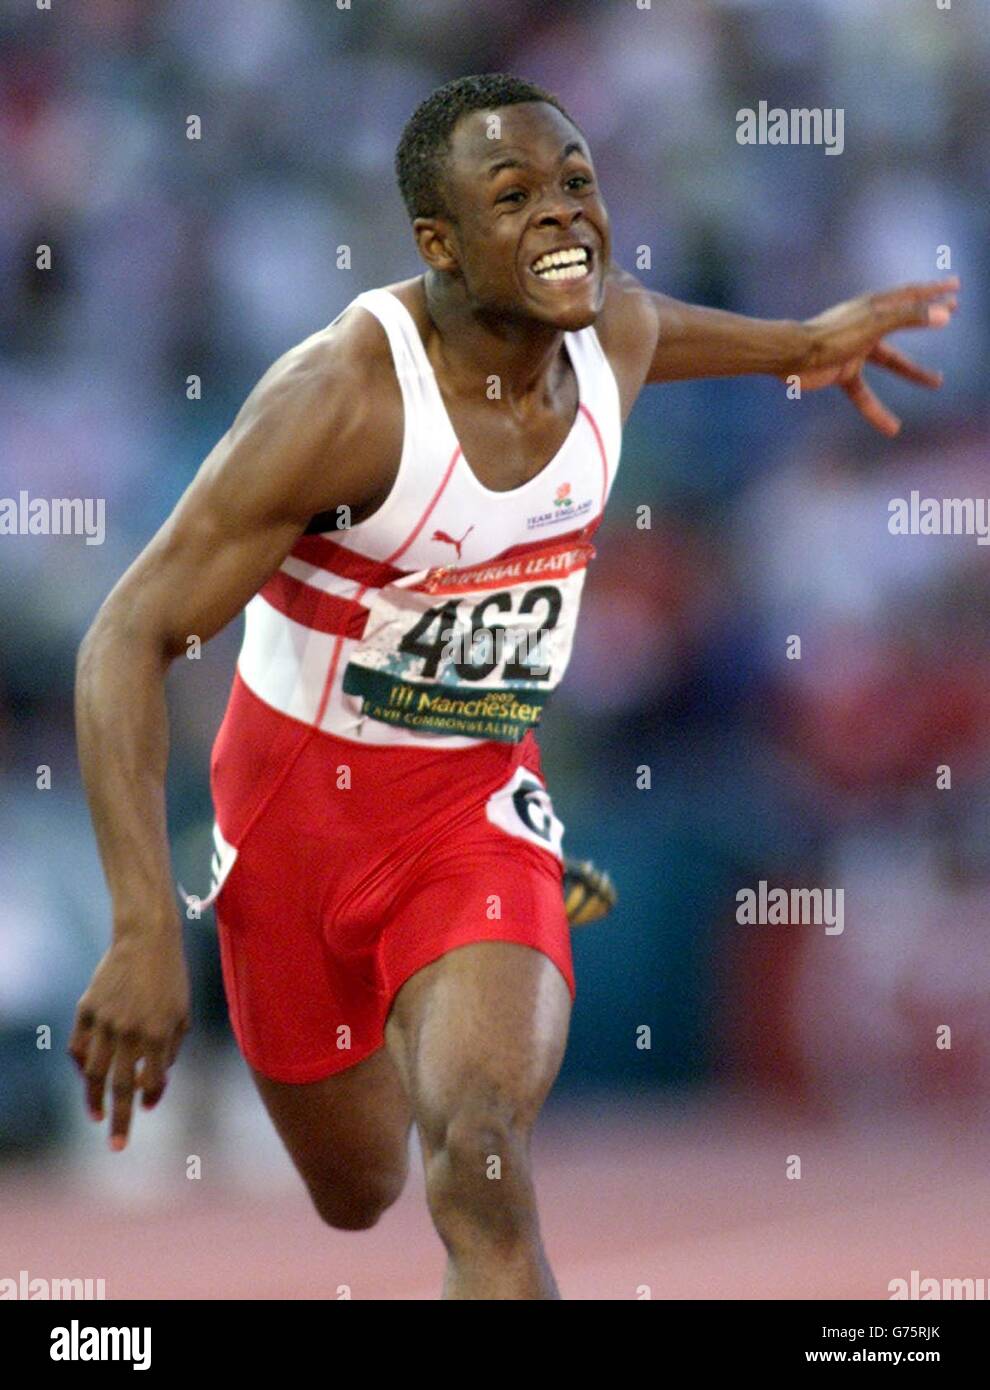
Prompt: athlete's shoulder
<box><xmin>274</xmin><ymin>287</ymin><xmax>402</xmax><ymax>395</ymax></box>
<box><xmin>591</xmin><ymin>264</ymin><xmax>660</xmax><ymax>419</ymax></box>
<box><xmin>273</xmin><ymin>276</ymin><xmax>429</xmax><ymax>405</ymax></box>
<box><xmin>221</xmin><ymin>289</ymin><xmax>407</xmax><ymax>520</ymax></box>
<box><xmin>594</xmin><ymin>263</ymin><xmax>659</xmax><ymax>359</ymax></box>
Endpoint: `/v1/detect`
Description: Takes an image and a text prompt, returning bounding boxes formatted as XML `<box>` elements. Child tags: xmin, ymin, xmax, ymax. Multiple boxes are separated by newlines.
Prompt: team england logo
<box><xmin>527</xmin><ymin>480</ymin><xmax>593</xmax><ymax>531</ymax></box>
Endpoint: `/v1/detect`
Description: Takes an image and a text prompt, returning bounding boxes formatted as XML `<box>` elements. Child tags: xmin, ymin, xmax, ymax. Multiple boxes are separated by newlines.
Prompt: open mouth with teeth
<box><xmin>529</xmin><ymin>246</ymin><xmax>593</xmax><ymax>283</ymax></box>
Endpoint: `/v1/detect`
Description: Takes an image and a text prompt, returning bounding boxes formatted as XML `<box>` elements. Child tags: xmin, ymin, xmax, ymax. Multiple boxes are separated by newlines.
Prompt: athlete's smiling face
<box><xmin>418</xmin><ymin>102</ymin><xmax>611</xmax><ymax>331</ymax></box>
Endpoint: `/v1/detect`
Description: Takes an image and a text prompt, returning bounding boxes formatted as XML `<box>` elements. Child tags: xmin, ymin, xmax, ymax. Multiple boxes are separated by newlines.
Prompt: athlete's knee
<box><xmin>443</xmin><ymin>1103</ymin><xmax>529</xmax><ymax>1175</ymax></box>
<box><xmin>307</xmin><ymin>1162</ymin><xmax>406</xmax><ymax>1231</ymax></box>
<box><xmin>423</xmin><ymin>1099</ymin><xmax>536</xmax><ymax>1240</ymax></box>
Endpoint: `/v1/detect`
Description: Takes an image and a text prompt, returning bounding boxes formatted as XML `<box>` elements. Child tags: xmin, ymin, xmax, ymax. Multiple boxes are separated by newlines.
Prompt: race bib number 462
<box><xmin>342</xmin><ymin>540</ymin><xmax>595</xmax><ymax>742</ymax></box>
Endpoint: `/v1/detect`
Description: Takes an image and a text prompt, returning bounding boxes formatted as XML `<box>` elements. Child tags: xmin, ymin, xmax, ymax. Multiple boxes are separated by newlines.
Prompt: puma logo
<box><xmin>432</xmin><ymin>524</ymin><xmax>474</xmax><ymax>560</ymax></box>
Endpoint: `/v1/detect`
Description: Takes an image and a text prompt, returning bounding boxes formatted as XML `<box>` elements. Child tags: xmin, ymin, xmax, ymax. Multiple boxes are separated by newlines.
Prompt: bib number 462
<box><xmin>396</xmin><ymin>586</ymin><xmax>561</xmax><ymax>683</ymax></box>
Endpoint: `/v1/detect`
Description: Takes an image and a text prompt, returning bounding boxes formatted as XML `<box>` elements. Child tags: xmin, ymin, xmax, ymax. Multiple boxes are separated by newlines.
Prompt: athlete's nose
<box><xmin>534</xmin><ymin>201</ymin><xmax>585</xmax><ymax>230</ymax></box>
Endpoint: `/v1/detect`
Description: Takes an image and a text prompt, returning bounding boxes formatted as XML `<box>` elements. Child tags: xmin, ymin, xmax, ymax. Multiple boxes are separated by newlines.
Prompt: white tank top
<box><xmin>235</xmin><ymin>286</ymin><xmax>623</xmax><ymax>748</ymax></box>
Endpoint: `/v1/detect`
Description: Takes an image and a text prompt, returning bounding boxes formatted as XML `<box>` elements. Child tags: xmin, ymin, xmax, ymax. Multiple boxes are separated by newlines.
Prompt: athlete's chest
<box><xmin>437</xmin><ymin>365</ymin><xmax>579</xmax><ymax>493</ymax></box>
<box><xmin>329</xmin><ymin>302</ymin><xmax>622</xmax><ymax>572</ymax></box>
<box><xmin>413</xmin><ymin>410</ymin><xmax>608</xmax><ymax>572</ymax></box>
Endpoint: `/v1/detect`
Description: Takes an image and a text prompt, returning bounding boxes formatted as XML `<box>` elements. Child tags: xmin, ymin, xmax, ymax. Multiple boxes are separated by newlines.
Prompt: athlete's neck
<box><xmin>420</xmin><ymin>271</ymin><xmax>569</xmax><ymax>411</ymax></box>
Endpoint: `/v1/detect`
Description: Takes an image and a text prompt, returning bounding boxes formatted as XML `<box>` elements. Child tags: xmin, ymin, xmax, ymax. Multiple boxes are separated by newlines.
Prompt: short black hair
<box><xmin>395</xmin><ymin>73</ymin><xmax>574</xmax><ymax>222</ymax></box>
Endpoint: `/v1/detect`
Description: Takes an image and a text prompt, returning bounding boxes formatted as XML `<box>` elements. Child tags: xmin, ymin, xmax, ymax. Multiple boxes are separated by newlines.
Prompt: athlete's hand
<box><xmin>795</xmin><ymin>277</ymin><xmax>959</xmax><ymax>436</ymax></box>
<box><xmin>67</xmin><ymin>932</ymin><xmax>190</xmax><ymax>1151</ymax></box>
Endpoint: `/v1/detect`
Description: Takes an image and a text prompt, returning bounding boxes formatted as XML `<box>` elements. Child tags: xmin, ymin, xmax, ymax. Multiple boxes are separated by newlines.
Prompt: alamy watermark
<box><xmin>890</xmin><ymin>1270</ymin><xmax>990</xmax><ymax>1300</ymax></box>
<box><xmin>736</xmin><ymin>881</ymin><xmax>844</xmax><ymax>935</ymax></box>
<box><xmin>0</xmin><ymin>490</ymin><xmax>105</xmax><ymax>545</ymax></box>
<box><xmin>439</xmin><ymin>625</ymin><xmax>551</xmax><ymax>677</ymax></box>
<box><xmin>50</xmin><ymin>1320</ymin><xmax>150</xmax><ymax>1371</ymax></box>
<box><xmin>1</xmin><ymin>1269</ymin><xmax>106</xmax><ymax>1299</ymax></box>
<box><xmin>888</xmin><ymin>492</ymin><xmax>990</xmax><ymax>545</ymax></box>
<box><xmin>736</xmin><ymin>102</ymin><xmax>844</xmax><ymax>155</ymax></box>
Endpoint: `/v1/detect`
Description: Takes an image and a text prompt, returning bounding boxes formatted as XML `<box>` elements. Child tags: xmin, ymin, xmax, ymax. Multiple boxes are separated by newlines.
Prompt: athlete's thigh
<box><xmin>384</xmin><ymin>941</ymin><xmax>571</xmax><ymax>1149</ymax></box>
<box><xmin>251</xmin><ymin>1045</ymin><xmax>413</xmax><ymax>1186</ymax></box>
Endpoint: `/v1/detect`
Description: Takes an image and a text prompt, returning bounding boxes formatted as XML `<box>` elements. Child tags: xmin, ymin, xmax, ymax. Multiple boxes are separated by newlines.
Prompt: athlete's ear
<box><xmin>412</xmin><ymin>217</ymin><xmax>459</xmax><ymax>273</ymax></box>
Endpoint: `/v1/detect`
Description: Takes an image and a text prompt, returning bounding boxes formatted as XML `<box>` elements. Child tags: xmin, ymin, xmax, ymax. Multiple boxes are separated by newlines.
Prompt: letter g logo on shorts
<box><xmin>512</xmin><ymin>781</ymin><xmax>554</xmax><ymax>841</ymax></box>
<box><xmin>485</xmin><ymin>766</ymin><xmax>564</xmax><ymax>860</ymax></box>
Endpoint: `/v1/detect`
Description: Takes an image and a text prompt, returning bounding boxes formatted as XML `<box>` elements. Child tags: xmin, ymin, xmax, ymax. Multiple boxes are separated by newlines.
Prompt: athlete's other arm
<box><xmin>70</xmin><ymin>312</ymin><xmax>398</xmax><ymax>1150</ymax></box>
<box><xmin>601</xmin><ymin>264</ymin><xmax>959</xmax><ymax>436</ymax></box>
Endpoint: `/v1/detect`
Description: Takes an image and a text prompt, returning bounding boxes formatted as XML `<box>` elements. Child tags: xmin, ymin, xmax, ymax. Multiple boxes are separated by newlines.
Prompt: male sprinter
<box><xmin>70</xmin><ymin>74</ymin><xmax>958</xmax><ymax>1299</ymax></box>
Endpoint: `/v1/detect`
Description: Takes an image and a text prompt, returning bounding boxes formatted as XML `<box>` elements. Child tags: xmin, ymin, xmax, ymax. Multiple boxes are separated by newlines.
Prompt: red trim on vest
<box><xmin>258</xmin><ymin>571</ymin><xmax>369</xmax><ymax>638</ymax></box>
<box><xmin>290</xmin><ymin>534</ymin><xmax>412</xmax><ymax>589</ymax></box>
<box><xmin>578</xmin><ymin>402</ymin><xmax>610</xmax><ymax>514</ymax></box>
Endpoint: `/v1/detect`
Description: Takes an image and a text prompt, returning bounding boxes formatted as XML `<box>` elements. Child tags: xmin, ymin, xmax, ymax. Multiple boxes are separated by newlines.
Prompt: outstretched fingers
<box><xmin>843</xmin><ymin>371</ymin><xmax>901</xmax><ymax>437</ymax></box>
<box><xmin>870</xmin><ymin>278</ymin><xmax>959</xmax><ymax>333</ymax></box>
<box><xmin>869</xmin><ymin>342</ymin><xmax>944</xmax><ymax>389</ymax></box>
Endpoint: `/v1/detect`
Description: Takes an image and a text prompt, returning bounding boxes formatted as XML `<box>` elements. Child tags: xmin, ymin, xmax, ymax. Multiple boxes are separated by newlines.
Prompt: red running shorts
<box><xmin>207</xmin><ymin>673</ymin><xmax>574</xmax><ymax>1083</ymax></box>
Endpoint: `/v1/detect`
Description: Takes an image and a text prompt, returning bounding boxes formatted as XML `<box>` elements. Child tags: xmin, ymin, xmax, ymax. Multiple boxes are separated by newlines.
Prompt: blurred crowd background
<box><xmin>2</xmin><ymin>0</ymin><xmax>988</xmax><ymax>1182</ymax></box>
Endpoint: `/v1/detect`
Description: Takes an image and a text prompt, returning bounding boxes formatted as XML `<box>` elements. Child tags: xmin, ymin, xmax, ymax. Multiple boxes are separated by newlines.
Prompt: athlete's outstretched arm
<box><xmin>70</xmin><ymin>314</ymin><xmax>397</xmax><ymax>1150</ymax></box>
<box><xmin>606</xmin><ymin>265</ymin><xmax>959</xmax><ymax>436</ymax></box>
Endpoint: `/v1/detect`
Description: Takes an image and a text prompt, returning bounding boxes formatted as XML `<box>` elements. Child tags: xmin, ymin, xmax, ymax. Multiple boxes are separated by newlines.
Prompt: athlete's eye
<box><xmin>496</xmin><ymin>189</ymin><xmax>527</xmax><ymax>206</ymax></box>
<box><xmin>565</xmin><ymin>174</ymin><xmax>592</xmax><ymax>192</ymax></box>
